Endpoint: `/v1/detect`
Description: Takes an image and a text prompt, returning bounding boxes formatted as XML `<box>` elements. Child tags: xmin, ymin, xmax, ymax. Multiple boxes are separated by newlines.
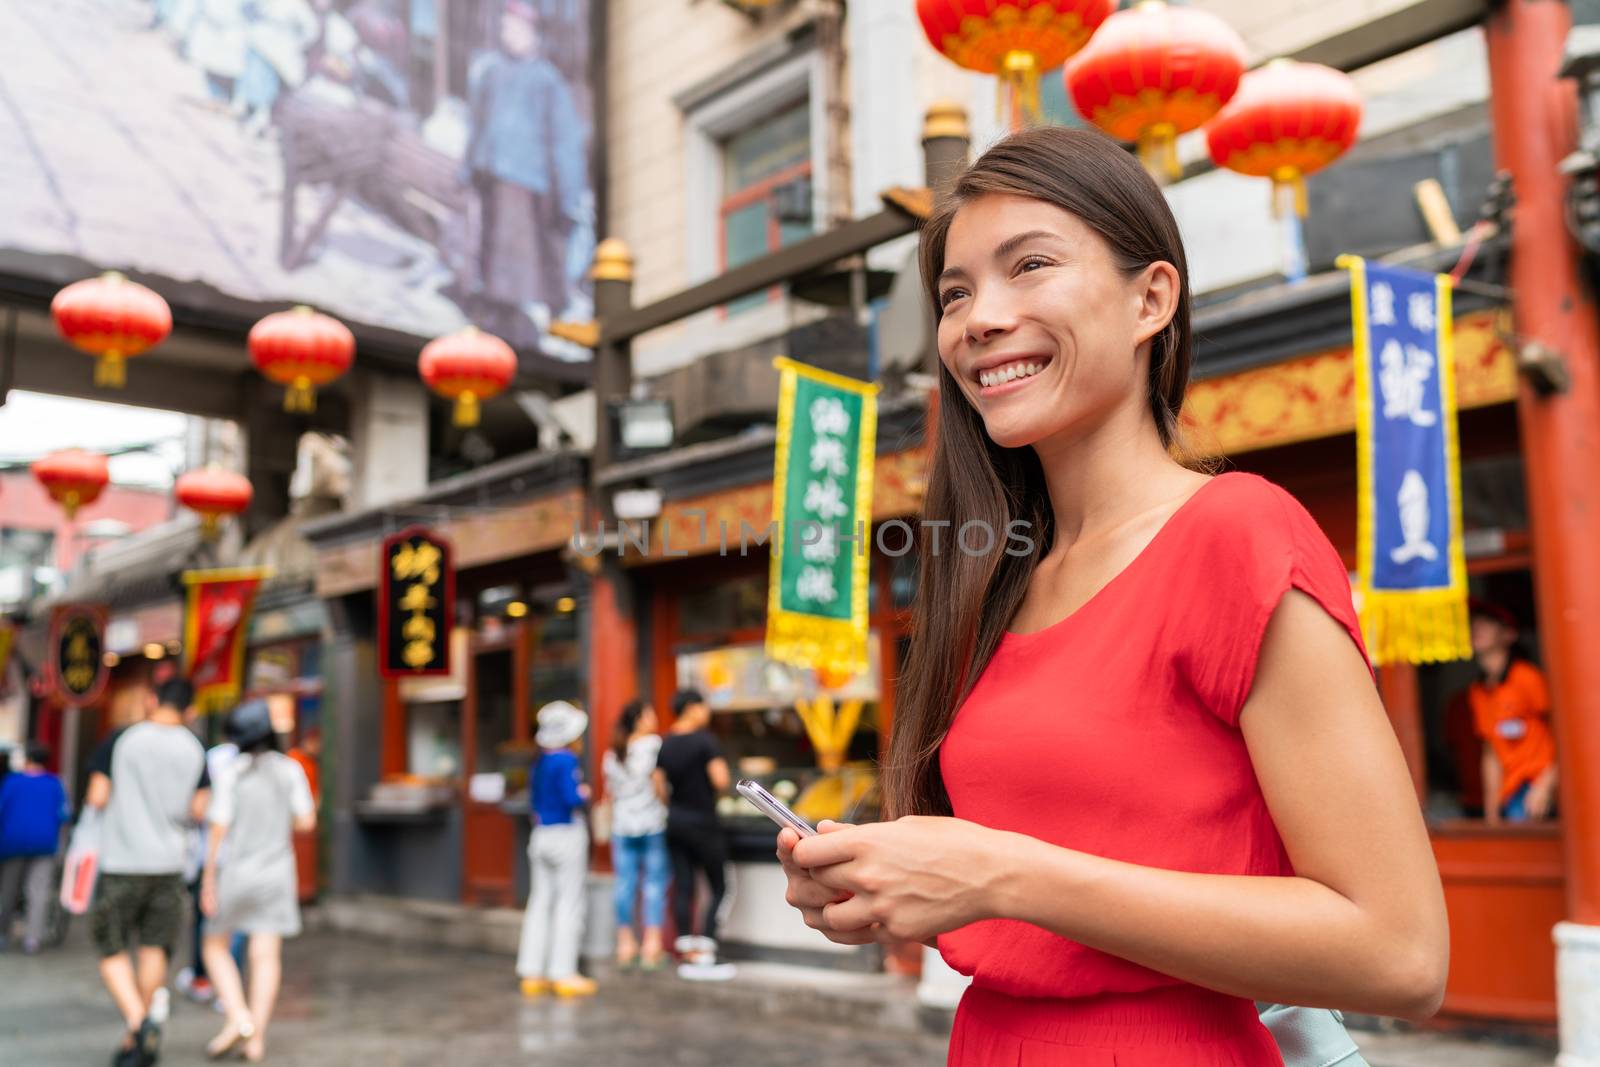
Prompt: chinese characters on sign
<box><xmin>1341</xmin><ymin>255</ymin><xmax>1470</xmax><ymax>665</ymax></box>
<box><xmin>766</xmin><ymin>358</ymin><xmax>879</xmax><ymax>675</ymax></box>
<box><xmin>50</xmin><ymin>605</ymin><xmax>107</xmax><ymax>706</ymax></box>
<box><xmin>380</xmin><ymin>529</ymin><xmax>455</xmax><ymax>678</ymax></box>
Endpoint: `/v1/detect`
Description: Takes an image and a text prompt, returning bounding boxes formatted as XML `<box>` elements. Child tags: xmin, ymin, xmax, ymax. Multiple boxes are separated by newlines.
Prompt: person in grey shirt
<box><xmin>200</xmin><ymin>700</ymin><xmax>315</xmax><ymax>1063</ymax></box>
<box><xmin>85</xmin><ymin>676</ymin><xmax>209</xmax><ymax>1067</ymax></box>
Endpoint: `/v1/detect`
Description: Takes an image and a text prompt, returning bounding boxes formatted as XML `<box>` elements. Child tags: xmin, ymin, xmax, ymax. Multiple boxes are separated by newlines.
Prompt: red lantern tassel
<box><xmin>454</xmin><ymin>391</ymin><xmax>480</xmax><ymax>428</ymax></box>
<box><xmin>1137</xmin><ymin>124</ymin><xmax>1182</xmax><ymax>183</ymax></box>
<box><xmin>1271</xmin><ymin>169</ymin><xmax>1309</xmax><ymax>218</ymax></box>
<box><xmin>999</xmin><ymin>50</ymin><xmax>1043</xmax><ymax>131</ymax></box>
<box><xmin>96</xmin><ymin>352</ymin><xmax>126</xmax><ymax>389</ymax></box>
<box><xmin>283</xmin><ymin>376</ymin><xmax>317</xmax><ymax>414</ymax></box>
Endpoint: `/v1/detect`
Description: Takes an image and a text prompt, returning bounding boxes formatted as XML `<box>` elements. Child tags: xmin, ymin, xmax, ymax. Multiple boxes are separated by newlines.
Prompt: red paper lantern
<box><xmin>248</xmin><ymin>305</ymin><xmax>356</xmax><ymax>414</ymax></box>
<box><xmin>51</xmin><ymin>272</ymin><xmax>172</xmax><ymax>388</ymax></box>
<box><xmin>176</xmin><ymin>467</ymin><xmax>254</xmax><ymax>538</ymax></box>
<box><xmin>918</xmin><ymin>0</ymin><xmax>1114</xmax><ymax>126</ymax></box>
<box><xmin>418</xmin><ymin>327</ymin><xmax>517</xmax><ymax>428</ymax></box>
<box><xmin>32</xmin><ymin>450</ymin><xmax>110</xmax><ymax>520</ymax></box>
<box><xmin>1064</xmin><ymin>0</ymin><xmax>1246</xmax><ymax>180</ymax></box>
<box><xmin>1205</xmin><ymin>59</ymin><xmax>1363</xmax><ymax>217</ymax></box>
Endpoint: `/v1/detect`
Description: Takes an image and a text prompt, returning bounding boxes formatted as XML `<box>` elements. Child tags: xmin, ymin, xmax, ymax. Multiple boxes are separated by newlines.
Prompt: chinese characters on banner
<box><xmin>1339</xmin><ymin>255</ymin><xmax>1471</xmax><ymax>665</ymax></box>
<box><xmin>49</xmin><ymin>604</ymin><xmax>108</xmax><ymax>706</ymax></box>
<box><xmin>183</xmin><ymin>568</ymin><xmax>270</xmax><ymax>715</ymax></box>
<box><xmin>380</xmin><ymin>528</ymin><xmax>455</xmax><ymax>678</ymax></box>
<box><xmin>765</xmin><ymin>357</ymin><xmax>879</xmax><ymax>676</ymax></box>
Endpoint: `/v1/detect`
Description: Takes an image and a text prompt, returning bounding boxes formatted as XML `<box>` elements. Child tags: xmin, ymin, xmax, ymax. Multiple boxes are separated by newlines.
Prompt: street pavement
<box><xmin>0</xmin><ymin>927</ymin><xmax>1556</xmax><ymax>1066</ymax></box>
<box><xmin>0</xmin><ymin>927</ymin><xmax>950</xmax><ymax>1066</ymax></box>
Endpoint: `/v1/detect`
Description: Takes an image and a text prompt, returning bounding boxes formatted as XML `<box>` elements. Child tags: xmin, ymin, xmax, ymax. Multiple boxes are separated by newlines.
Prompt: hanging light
<box><xmin>917</xmin><ymin>0</ymin><xmax>1114</xmax><ymax>127</ymax></box>
<box><xmin>32</xmin><ymin>449</ymin><xmax>110</xmax><ymax>519</ymax></box>
<box><xmin>1205</xmin><ymin>58</ymin><xmax>1363</xmax><ymax>217</ymax></box>
<box><xmin>248</xmin><ymin>305</ymin><xmax>356</xmax><ymax>414</ymax></box>
<box><xmin>1064</xmin><ymin>0</ymin><xmax>1247</xmax><ymax>180</ymax></box>
<box><xmin>175</xmin><ymin>466</ymin><xmax>254</xmax><ymax>538</ymax></box>
<box><xmin>51</xmin><ymin>272</ymin><xmax>172</xmax><ymax>388</ymax></box>
<box><xmin>419</xmin><ymin>326</ymin><xmax>518</xmax><ymax>428</ymax></box>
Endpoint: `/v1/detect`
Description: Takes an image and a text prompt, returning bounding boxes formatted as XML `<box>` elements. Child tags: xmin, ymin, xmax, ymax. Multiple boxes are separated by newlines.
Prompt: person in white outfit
<box><xmin>600</xmin><ymin>699</ymin><xmax>668</xmax><ymax>970</ymax></box>
<box><xmin>200</xmin><ymin>701</ymin><xmax>315</xmax><ymax>1063</ymax></box>
<box><xmin>516</xmin><ymin>700</ymin><xmax>595</xmax><ymax>998</ymax></box>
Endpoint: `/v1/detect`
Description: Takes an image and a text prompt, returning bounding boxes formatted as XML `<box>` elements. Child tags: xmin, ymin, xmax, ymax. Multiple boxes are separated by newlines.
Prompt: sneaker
<box><xmin>519</xmin><ymin>977</ymin><xmax>551</xmax><ymax>999</ymax></box>
<box><xmin>552</xmin><ymin>976</ymin><xmax>598</xmax><ymax>998</ymax></box>
<box><xmin>20</xmin><ymin>937</ymin><xmax>40</xmax><ymax>956</ymax></box>
<box><xmin>677</xmin><ymin>961</ymin><xmax>738</xmax><ymax>982</ymax></box>
<box><xmin>174</xmin><ymin>969</ymin><xmax>195</xmax><ymax>996</ymax></box>
<box><xmin>148</xmin><ymin>988</ymin><xmax>170</xmax><ymax>1025</ymax></box>
<box><xmin>134</xmin><ymin>1015</ymin><xmax>162</xmax><ymax>1066</ymax></box>
<box><xmin>188</xmin><ymin>976</ymin><xmax>215</xmax><ymax>1004</ymax></box>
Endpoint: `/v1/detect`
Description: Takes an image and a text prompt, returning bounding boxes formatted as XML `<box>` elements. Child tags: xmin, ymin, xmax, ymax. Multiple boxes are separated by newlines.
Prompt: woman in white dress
<box><xmin>200</xmin><ymin>701</ymin><xmax>315</xmax><ymax>1063</ymax></box>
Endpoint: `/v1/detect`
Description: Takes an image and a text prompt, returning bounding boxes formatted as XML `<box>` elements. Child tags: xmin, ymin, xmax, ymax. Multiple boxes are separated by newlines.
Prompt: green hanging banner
<box><xmin>765</xmin><ymin>357</ymin><xmax>879</xmax><ymax>675</ymax></box>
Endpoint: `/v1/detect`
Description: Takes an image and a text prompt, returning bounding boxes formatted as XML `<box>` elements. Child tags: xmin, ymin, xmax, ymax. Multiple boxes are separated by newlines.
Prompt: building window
<box><xmin>720</xmin><ymin>99</ymin><xmax>815</xmax><ymax>314</ymax></box>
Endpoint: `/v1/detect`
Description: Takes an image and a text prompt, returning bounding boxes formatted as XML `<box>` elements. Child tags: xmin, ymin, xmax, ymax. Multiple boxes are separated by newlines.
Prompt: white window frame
<box><xmin>673</xmin><ymin>48</ymin><xmax>827</xmax><ymax>360</ymax></box>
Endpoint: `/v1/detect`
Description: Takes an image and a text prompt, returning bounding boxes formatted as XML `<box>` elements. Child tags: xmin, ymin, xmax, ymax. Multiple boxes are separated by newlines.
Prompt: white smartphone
<box><xmin>736</xmin><ymin>778</ymin><xmax>816</xmax><ymax>838</ymax></box>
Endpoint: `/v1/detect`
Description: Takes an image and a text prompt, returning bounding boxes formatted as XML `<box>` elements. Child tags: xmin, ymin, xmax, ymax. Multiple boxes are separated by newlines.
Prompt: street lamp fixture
<box><xmin>555</xmin><ymin>596</ymin><xmax>576</xmax><ymax>613</ymax></box>
<box><xmin>617</xmin><ymin>398</ymin><xmax>674</xmax><ymax>452</ymax></box>
<box><xmin>143</xmin><ymin>643</ymin><xmax>164</xmax><ymax>660</ymax></box>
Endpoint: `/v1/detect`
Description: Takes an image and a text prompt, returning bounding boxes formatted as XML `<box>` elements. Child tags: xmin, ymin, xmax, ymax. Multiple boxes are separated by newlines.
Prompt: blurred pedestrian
<box><xmin>1468</xmin><ymin>600</ymin><xmax>1557</xmax><ymax>824</ymax></box>
<box><xmin>602</xmin><ymin>699</ymin><xmax>668</xmax><ymax>971</ymax></box>
<box><xmin>655</xmin><ymin>689</ymin><xmax>731</xmax><ymax>954</ymax></box>
<box><xmin>86</xmin><ymin>677</ymin><xmax>210</xmax><ymax>1067</ymax></box>
<box><xmin>176</xmin><ymin>711</ymin><xmax>245</xmax><ymax>1006</ymax></box>
<box><xmin>0</xmin><ymin>742</ymin><xmax>70</xmax><ymax>955</ymax></box>
<box><xmin>516</xmin><ymin>700</ymin><xmax>595</xmax><ymax>998</ymax></box>
<box><xmin>200</xmin><ymin>700</ymin><xmax>316</xmax><ymax>1063</ymax></box>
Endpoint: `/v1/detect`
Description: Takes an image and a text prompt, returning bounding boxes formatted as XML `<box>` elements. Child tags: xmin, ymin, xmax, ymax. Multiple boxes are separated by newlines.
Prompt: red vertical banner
<box><xmin>182</xmin><ymin>568</ymin><xmax>270</xmax><ymax>714</ymax></box>
<box><xmin>48</xmin><ymin>604</ymin><xmax>108</xmax><ymax>706</ymax></box>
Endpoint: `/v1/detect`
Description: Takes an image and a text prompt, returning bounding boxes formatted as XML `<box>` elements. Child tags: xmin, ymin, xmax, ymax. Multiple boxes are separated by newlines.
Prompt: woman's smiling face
<box><xmin>935</xmin><ymin>193</ymin><xmax>1170</xmax><ymax>450</ymax></box>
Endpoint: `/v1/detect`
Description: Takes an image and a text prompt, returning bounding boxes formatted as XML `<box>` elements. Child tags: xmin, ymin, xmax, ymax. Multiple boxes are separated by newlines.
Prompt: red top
<box><xmin>938</xmin><ymin>472</ymin><xmax>1367</xmax><ymax>1000</ymax></box>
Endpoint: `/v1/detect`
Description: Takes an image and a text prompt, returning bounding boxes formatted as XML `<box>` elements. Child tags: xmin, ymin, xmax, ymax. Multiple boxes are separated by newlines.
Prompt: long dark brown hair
<box><xmin>612</xmin><ymin>698</ymin><xmax>649</xmax><ymax>762</ymax></box>
<box><xmin>883</xmin><ymin>126</ymin><xmax>1196</xmax><ymax>819</ymax></box>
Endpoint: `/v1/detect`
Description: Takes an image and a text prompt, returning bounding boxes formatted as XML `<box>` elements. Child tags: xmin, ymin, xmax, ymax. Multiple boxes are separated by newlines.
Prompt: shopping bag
<box><xmin>59</xmin><ymin>808</ymin><xmax>102</xmax><ymax>915</ymax></box>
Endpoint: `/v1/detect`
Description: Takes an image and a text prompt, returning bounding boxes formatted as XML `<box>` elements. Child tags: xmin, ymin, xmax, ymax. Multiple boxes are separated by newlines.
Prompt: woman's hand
<box><xmin>777</xmin><ymin>822</ymin><xmax>878</xmax><ymax>946</ymax></box>
<box><xmin>785</xmin><ymin>816</ymin><xmax>1014</xmax><ymax>945</ymax></box>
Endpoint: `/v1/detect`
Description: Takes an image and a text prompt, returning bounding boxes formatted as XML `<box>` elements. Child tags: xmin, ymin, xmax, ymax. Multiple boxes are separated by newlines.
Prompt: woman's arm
<box><xmin>706</xmin><ymin>757</ymin><xmax>731</xmax><ymax>794</ymax></box>
<box><xmin>797</xmin><ymin>590</ymin><xmax>1448</xmax><ymax>1020</ymax></box>
<box><xmin>1482</xmin><ymin>745</ymin><xmax>1504</xmax><ymax>826</ymax></box>
<box><xmin>200</xmin><ymin>820</ymin><xmax>227</xmax><ymax>917</ymax></box>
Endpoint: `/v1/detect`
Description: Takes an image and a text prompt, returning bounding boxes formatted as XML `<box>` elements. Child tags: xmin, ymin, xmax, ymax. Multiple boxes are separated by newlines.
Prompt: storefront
<box><xmin>1186</xmin><ymin>283</ymin><xmax>1562</xmax><ymax>1022</ymax></box>
<box><xmin>593</xmin><ymin>394</ymin><xmax>927</xmax><ymax>967</ymax></box>
<box><xmin>303</xmin><ymin>450</ymin><xmax>588</xmax><ymax>907</ymax></box>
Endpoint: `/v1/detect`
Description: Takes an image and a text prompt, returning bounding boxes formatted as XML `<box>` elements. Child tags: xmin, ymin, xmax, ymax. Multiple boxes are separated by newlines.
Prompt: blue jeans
<box><xmin>1500</xmin><ymin>780</ymin><xmax>1533</xmax><ymax>822</ymax></box>
<box><xmin>611</xmin><ymin>832</ymin><xmax>669</xmax><ymax>931</ymax></box>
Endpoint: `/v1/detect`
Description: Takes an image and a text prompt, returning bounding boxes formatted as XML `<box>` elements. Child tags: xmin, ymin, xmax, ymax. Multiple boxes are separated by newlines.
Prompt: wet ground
<box><xmin>0</xmin><ymin>927</ymin><xmax>950</xmax><ymax>1066</ymax></box>
<box><xmin>0</xmin><ymin>924</ymin><xmax>1557</xmax><ymax>1066</ymax></box>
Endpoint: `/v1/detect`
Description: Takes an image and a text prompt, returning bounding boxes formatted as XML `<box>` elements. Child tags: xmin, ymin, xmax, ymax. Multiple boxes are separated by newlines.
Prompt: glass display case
<box><xmin>676</xmin><ymin>634</ymin><xmax>885</xmax><ymax>859</ymax></box>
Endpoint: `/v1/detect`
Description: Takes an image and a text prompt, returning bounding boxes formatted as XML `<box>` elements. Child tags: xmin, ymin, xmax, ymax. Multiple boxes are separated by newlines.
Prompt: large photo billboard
<box><xmin>0</xmin><ymin>0</ymin><xmax>597</xmax><ymax>380</ymax></box>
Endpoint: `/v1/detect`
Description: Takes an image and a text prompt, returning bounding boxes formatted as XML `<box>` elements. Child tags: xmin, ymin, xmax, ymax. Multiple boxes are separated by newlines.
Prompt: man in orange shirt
<box><xmin>1468</xmin><ymin>601</ymin><xmax>1558</xmax><ymax>824</ymax></box>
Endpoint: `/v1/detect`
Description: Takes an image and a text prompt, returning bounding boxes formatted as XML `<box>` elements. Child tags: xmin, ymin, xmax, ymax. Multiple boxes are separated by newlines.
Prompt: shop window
<box><xmin>720</xmin><ymin>99</ymin><xmax>814</xmax><ymax>314</ymax></box>
<box><xmin>678</xmin><ymin>573</ymin><xmax>768</xmax><ymax>639</ymax></box>
<box><xmin>675</xmin><ymin>636</ymin><xmax>885</xmax><ymax>860</ymax></box>
<box><xmin>530</xmin><ymin>612</ymin><xmax>582</xmax><ymax>708</ymax></box>
<box><xmin>408</xmin><ymin>700</ymin><xmax>463</xmax><ymax>778</ymax></box>
<box><xmin>1417</xmin><ymin>567</ymin><xmax>1551</xmax><ymax>825</ymax></box>
<box><xmin>473</xmin><ymin>648</ymin><xmax>515</xmax><ymax>778</ymax></box>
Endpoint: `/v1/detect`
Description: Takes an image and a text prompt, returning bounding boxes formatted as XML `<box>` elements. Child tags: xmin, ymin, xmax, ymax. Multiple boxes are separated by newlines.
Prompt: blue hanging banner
<box><xmin>1338</xmin><ymin>255</ymin><xmax>1471</xmax><ymax>665</ymax></box>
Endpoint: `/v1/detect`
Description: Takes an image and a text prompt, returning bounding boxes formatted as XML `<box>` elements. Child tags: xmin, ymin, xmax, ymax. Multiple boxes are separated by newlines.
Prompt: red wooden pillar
<box><xmin>587</xmin><ymin>569</ymin><xmax>638</xmax><ymax>798</ymax></box>
<box><xmin>1487</xmin><ymin>0</ymin><xmax>1600</xmax><ymax>927</ymax></box>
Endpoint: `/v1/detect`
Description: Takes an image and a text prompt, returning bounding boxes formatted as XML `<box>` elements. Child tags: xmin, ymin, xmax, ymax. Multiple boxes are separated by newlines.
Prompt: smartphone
<box><xmin>736</xmin><ymin>779</ymin><xmax>816</xmax><ymax>838</ymax></box>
